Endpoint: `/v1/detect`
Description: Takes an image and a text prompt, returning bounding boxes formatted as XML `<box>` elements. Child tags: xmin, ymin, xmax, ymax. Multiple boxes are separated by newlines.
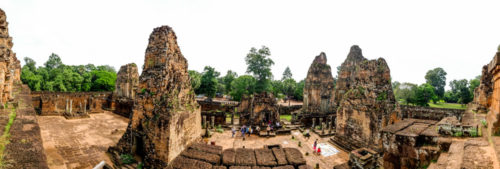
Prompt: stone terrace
<box><xmin>168</xmin><ymin>142</ymin><xmax>311</xmax><ymax>169</ymax></box>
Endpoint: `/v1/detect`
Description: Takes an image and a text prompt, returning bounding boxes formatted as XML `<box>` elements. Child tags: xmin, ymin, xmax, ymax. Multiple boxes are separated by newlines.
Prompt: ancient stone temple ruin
<box><xmin>111</xmin><ymin>63</ymin><xmax>139</xmax><ymax>117</ymax></box>
<box><xmin>0</xmin><ymin>8</ymin><xmax>21</xmax><ymax>106</ymax></box>
<box><xmin>333</xmin><ymin>45</ymin><xmax>399</xmax><ymax>152</ymax></box>
<box><xmin>108</xmin><ymin>25</ymin><xmax>202</xmax><ymax>168</ymax></box>
<box><xmin>299</xmin><ymin>52</ymin><xmax>336</xmax><ymax>129</ymax></box>
<box><xmin>238</xmin><ymin>92</ymin><xmax>280</xmax><ymax>126</ymax></box>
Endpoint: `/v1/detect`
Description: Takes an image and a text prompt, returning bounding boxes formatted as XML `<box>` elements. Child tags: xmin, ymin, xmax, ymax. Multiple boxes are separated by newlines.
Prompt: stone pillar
<box><xmin>319</xmin><ymin>117</ymin><xmax>323</xmax><ymax>126</ymax></box>
<box><xmin>69</xmin><ymin>99</ymin><xmax>73</xmax><ymax>113</ymax></box>
<box><xmin>211</xmin><ymin>116</ymin><xmax>215</xmax><ymax>128</ymax></box>
<box><xmin>322</xmin><ymin>122</ymin><xmax>325</xmax><ymax>134</ymax></box>
<box><xmin>66</xmin><ymin>99</ymin><xmax>68</xmax><ymax>112</ymax></box>
<box><xmin>329</xmin><ymin>122</ymin><xmax>333</xmax><ymax>134</ymax></box>
<box><xmin>202</xmin><ymin>115</ymin><xmax>207</xmax><ymax>128</ymax></box>
<box><xmin>312</xmin><ymin>118</ymin><xmax>316</xmax><ymax>129</ymax></box>
<box><xmin>231</xmin><ymin>112</ymin><xmax>234</xmax><ymax>126</ymax></box>
<box><xmin>84</xmin><ymin>100</ymin><xmax>87</xmax><ymax>113</ymax></box>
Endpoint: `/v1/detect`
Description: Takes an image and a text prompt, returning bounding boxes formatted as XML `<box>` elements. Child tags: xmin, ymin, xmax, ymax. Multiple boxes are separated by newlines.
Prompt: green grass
<box><xmin>0</xmin><ymin>107</ymin><xmax>17</xmax><ymax>167</ymax></box>
<box><xmin>428</xmin><ymin>102</ymin><xmax>467</xmax><ymax>110</ymax></box>
<box><xmin>280</xmin><ymin>115</ymin><xmax>292</xmax><ymax>121</ymax></box>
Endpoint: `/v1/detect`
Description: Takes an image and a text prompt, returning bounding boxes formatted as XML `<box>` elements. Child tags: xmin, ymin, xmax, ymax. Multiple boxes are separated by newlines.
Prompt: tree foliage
<box><xmin>222</xmin><ymin>70</ymin><xmax>238</xmax><ymax>94</ymax></box>
<box><xmin>230</xmin><ymin>75</ymin><xmax>256</xmax><ymax>101</ymax></box>
<box><xmin>425</xmin><ymin>67</ymin><xmax>447</xmax><ymax>99</ymax></box>
<box><xmin>188</xmin><ymin>70</ymin><xmax>202</xmax><ymax>91</ymax></box>
<box><xmin>282</xmin><ymin>66</ymin><xmax>292</xmax><ymax>80</ymax></box>
<box><xmin>245</xmin><ymin>46</ymin><xmax>274</xmax><ymax>93</ymax></box>
<box><xmin>198</xmin><ymin>66</ymin><xmax>220</xmax><ymax>98</ymax></box>
<box><xmin>20</xmin><ymin>54</ymin><xmax>117</xmax><ymax>92</ymax></box>
<box><xmin>449</xmin><ymin>79</ymin><xmax>472</xmax><ymax>105</ymax></box>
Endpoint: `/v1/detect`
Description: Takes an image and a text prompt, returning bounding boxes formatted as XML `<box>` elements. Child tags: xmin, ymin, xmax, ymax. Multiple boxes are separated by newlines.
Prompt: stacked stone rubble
<box><xmin>334</xmin><ymin>45</ymin><xmax>399</xmax><ymax>151</ymax></box>
<box><xmin>0</xmin><ymin>8</ymin><xmax>21</xmax><ymax>106</ymax></box>
<box><xmin>168</xmin><ymin>143</ymin><xmax>312</xmax><ymax>169</ymax></box>
<box><xmin>111</xmin><ymin>63</ymin><xmax>139</xmax><ymax>117</ymax></box>
<box><xmin>109</xmin><ymin>25</ymin><xmax>201</xmax><ymax>168</ymax></box>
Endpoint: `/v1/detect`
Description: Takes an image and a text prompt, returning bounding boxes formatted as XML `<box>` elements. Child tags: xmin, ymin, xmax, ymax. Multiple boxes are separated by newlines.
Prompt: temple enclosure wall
<box><xmin>399</xmin><ymin>105</ymin><xmax>465</xmax><ymax>121</ymax></box>
<box><xmin>31</xmin><ymin>91</ymin><xmax>112</xmax><ymax>118</ymax></box>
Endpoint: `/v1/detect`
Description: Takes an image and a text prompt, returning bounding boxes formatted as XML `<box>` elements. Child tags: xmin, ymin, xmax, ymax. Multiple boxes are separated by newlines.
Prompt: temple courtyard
<box><xmin>38</xmin><ymin>111</ymin><xmax>128</xmax><ymax>169</ymax></box>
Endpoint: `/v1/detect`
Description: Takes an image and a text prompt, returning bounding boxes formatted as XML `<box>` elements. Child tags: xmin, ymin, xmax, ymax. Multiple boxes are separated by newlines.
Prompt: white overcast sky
<box><xmin>1</xmin><ymin>0</ymin><xmax>499</xmax><ymax>90</ymax></box>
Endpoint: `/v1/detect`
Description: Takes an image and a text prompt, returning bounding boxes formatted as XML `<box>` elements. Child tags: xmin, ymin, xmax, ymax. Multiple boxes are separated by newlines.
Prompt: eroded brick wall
<box><xmin>400</xmin><ymin>105</ymin><xmax>465</xmax><ymax>121</ymax></box>
<box><xmin>31</xmin><ymin>91</ymin><xmax>112</xmax><ymax>116</ymax></box>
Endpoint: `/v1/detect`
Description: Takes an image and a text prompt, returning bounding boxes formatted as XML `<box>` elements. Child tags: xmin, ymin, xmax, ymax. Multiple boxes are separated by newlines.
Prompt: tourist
<box><xmin>276</xmin><ymin>121</ymin><xmax>281</xmax><ymax>129</ymax></box>
<box><xmin>256</xmin><ymin>126</ymin><xmax>260</xmax><ymax>133</ymax></box>
<box><xmin>266</xmin><ymin>125</ymin><xmax>270</xmax><ymax>135</ymax></box>
<box><xmin>317</xmin><ymin>147</ymin><xmax>321</xmax><ymax>155</ymax></box>
<box><xmin>231</xmin><ymin>127</ymin><xmax>236</xmax><ymax>138</ymax></box>
<box><xmin>249</xmin><ymin>126</ymin><xmax>253</xmax><ymax>136</ymax></box>
<box><xmin>313</xmin><ymin>139</ymin><xmax>318</xmax><ymax>150</ymax></box>
<box><xmin>241</xmin><ymin>125</ymin><xmax>246</xmax><ymax>138</ymax></box>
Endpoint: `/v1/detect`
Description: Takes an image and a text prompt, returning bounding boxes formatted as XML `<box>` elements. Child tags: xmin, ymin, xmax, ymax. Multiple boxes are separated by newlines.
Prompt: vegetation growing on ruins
<box><xmin>21</xmin><ymin>53</ymin><xmax>117</xmax><ymax>92</ymax></box>
<box><xmin>0</xmin><ymin>106</ymin><xmax>17</xmax><ymax>166</ymax></box>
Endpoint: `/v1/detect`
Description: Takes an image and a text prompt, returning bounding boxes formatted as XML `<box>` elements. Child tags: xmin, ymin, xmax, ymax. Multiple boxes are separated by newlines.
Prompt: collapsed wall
<box><xmin>0</xmin><ymin>8</ymin><xmax>21</xmax><ymax>106</ymax></box>
<box><xmin>30</xmin><ymin>91</ymin><xmax>111</xmax><ymax>118</ymax></box>
<box><xmin>108</xmin><ymin>25</ymin><xmax>201</xmax><ymax>168</ymax></box>
<box><xmin>333</xmin><ymin>45</ymin><xmax>400</xmax><ymax>152</ymax></box>
<box><xmin>238</xmin><ymin>92</ymin><xmax>279</xmax><ymax>126</ymax></box>
<box><xmin>111</xmin><ymin>63</ymin><xmax>139</xmax><ymax>117</ymax></box>
<box><xmin>469</xmin><ymin>51</ymin><xmax>500</xmax><ymax>135</ymax></box>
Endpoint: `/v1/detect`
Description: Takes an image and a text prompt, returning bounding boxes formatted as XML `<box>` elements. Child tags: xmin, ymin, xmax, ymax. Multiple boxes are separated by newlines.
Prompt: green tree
<box><xmin>245</xmin><ymin>46</ymin><xmax>274</xmax><ymax>93</ymax></box>
<box><xmin>414</xmin><ymin>83</ymin><xmax>437</xmax><ymax>106</ymax></box>
<box><xmin>468</xmin><ymin>75</ymin><xmax>481</xmax><ymax>99</ymax></box>
<box><xmin>425</xmin><ymin>67</ymin><xmax>447</xmax><ymax>101</ymax></box>
<box><xmin>188</xmin><ymin>70</ymin><xmax>202</xmax><ymax>92</ymax></box>
<box><xmin>230</xmin><ymin>75</ymin><xmax>256</xmax><ymax>101</ymax></box>
<box><xmin>449</xmin><ymin>79</ymin><xmax>472</xmax><ymax>105</ymax></box>
<box><xmin>282</xmin><ymin>66</ymin><xmax>292</xmax><ymax>80</ymax></box>
<box><xmin>222</xmin><ymin>70</ymin><xmax>238</xmax><ymax>94</ymax></box>
<box><xmin>294</xmin><ymin>80</ymin><xmax>305</xmax><ymax>101</ymax></box>
<box><xmin>394</xmin><ymin>82</ymin><xmax>418</xmax><ymax>105</ymax></box>
<box><xmin>44</xmin><ymin>53</ymin><xmax>63</xmax><ymax>70</ymax></box>
<box><xmin>199</xmin><ymin>66</ymin><xmax>220</xmax><ymax>98</ymax></box>
<box><xmin>90</xmin><ymin>70</ymin><xmax>117</xmax><ymax>91</ymax></box>
<box><xmin>270</xmin><ymin>80</ymin><xmax>283</xmax><ymax>98</ymax></box>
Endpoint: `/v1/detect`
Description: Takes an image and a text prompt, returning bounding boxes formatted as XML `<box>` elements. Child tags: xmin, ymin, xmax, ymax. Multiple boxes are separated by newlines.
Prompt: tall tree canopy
<box><xmin>198</xmin><ymin>66</ymin><xmax>220</xmax><ymax>98</ymax></box>
<box><xmin>230</xmin><ymin>75</ymin><xmax>256</xmax><ymax>101</ymax></box>
<box><xmin>245</xmin><ymin>46</ymin><xmax>274</xmax><ymax>93</ymax></box>
<box><xmin>222</xmin><ymin>70</ymin><xmax>238</xmax><ymax>94</ymax></box>
<box><xmin>188</xmin><ymin>70</ymin><xmax>202</xmax><ymax>92</ymax></box>
<box><xmin>449</xmin><ymin>79</ymin><xmax>472</xmax><ymax>105</ymax></box>
<box><xmin>20</xmin><ymin>54</ymin><xmax>117</xmax><ymax>92</ymax></box>
<box><xmin>425</xmin><ymin>67</ymin><xmax>447</xmax><ymax>99</ymax></box>
<box><xmin>282</xmin><ymin>66</ymin><xmax>292</xmax><ymax>80</ymax></box>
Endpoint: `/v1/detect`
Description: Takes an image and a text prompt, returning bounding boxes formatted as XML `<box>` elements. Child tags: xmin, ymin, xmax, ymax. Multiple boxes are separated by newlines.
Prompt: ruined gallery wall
<box><xmin>487</xmin><ymin>52</ymin><xmax>500</xmax><ymax>135</ymax></box>
<box><xmin>238</xmin><ymin>92</ymin><xmax>280</xmax><ymax>126</ymax></box>
<box><xmin>0</xmin><ymin>8</ymin><xmax>21</xmax><ymax>106</ymax></box>
<box><xmin>31</xmin><ymin>91</ymin><xmax>112</xmax><ymax>116</ymax></box>
<box><xmin>111</xmin><ymin>63</ymin><xmax>139</xmax><ymax>118</ymax></box>
<box><xmin>400</xmin><ymin>105</ymin><xmax>465</xmax><ymax>121</ymax></box>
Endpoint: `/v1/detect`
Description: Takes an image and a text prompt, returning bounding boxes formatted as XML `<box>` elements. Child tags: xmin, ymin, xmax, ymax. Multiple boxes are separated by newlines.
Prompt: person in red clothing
<box><xmin>317</xmin><ymin>147</ymin><xmax>321</xmax><ymax>155</ymax></box>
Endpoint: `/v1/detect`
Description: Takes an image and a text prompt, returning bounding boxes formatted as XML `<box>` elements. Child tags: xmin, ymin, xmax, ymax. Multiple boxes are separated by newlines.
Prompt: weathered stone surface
<box><xmin>0</xmin><ymin>8</ymin><xmax>21</xmax><ymax>106</ymax></box>
<box><xmin>235</xmin><ymin>148</ymin><xmax>257</xmax><ymax>166</ymax></box>
<box><xmin>31</xmin><ymin>91</ymin><xmax>111</xmax><ymax>118</ymax></box>
<box><xmin>400</xmin><ymin>105</ymin><xmax>464</xmax><ymax>121</ymax></box>
<box><xmin>238</xmin><ymin>92</ymin><xmax>279</xmax><ymax>126</ymax></box>
<box><xmin>381</xmin><ymin>119</ymin><xmax>441</xmax><ymax>169</ymax></box>
<box><xmin>255</xmin><ymin>148</ymin><xmax>277</xmax><ymax>166</ymax></box>
<box><xmin>283</xmin><ymin>147</ymin><xmax>306</xmax><ymax>166</ymax></box>
<box><xmin>111</xmin><ymin>63</ymin><xmax>139</xmax><ymax>117</ymax></box>
<box><xmin>109</xmin><ymin>25</ymin><xmax>201</xmax><ymax>168</ymax></box>
<box><xmin>303</xmin><ymin>52</ymin><xmax>335</xmax><ymax>114</ymax></box>
<box><xmin>334</xmin><ymin>45</ymin><xmax>400</xmax><ymax>151</ymax></box>
<box><xmin>348</xmin><ymin>148</ymin><xmax>378</xmax><ymax>169</ymax></box>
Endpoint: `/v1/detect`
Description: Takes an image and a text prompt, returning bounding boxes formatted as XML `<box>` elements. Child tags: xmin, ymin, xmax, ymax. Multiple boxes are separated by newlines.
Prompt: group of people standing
<box><xmin>231</xmin><ymin>125</ymin><xmax>256</xmax><ymax>140</ymax></box>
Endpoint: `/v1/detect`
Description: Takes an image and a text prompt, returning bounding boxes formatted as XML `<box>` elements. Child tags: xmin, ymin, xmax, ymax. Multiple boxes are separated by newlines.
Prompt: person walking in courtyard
<box><xmin>249</xmin><ymin>126</ymin><xmax>253</xmax><ymax>137</ymax></box>
<box><xmin>241</xmin><ymin>125</ymin><xmax>246</xmax><ymax>138</ymax></box>
<box><xmin>231</xmin><ymin>127</ymin><xmax>236</xmax><ymax>138</ymax></box>
<box><xmin>317</xmin><ymin>147</ymin><xmax>321</xmax><ymax>155</ymax></box>
<box><xmin>313</xmin><ymin>139</ymin><xmax>318</xmax><ymax>151</ymax></box>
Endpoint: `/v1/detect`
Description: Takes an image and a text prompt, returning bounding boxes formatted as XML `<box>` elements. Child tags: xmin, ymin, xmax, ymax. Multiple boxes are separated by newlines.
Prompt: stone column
<box><xmin>84</xmin><ymin>100</ymin><xmax>87</xmax><ymax>113</ymax></box>
<box><xmin>211</xmin><ymin>116</ymin><xmax>215</xmax><ymax>128</ymax></box>
<box><xmin>202</xmin><ymin>115</ymin><xmax>207</xmax><ymax>129</ymax></box>
<box><xmin>66</xmin><ymin>99</ymin><xmax>68</xmax><ymax>112</ymax></box>
<box><xmin>69</xmin><ymin>99</ymin><xmax>73</xmax><ymax>113</ymax></box>
<box><xmin>231</xmin><ymin>112</ymin><xmax>234</xmax><ymax>126</ymax></box>
<box><xmin>312</xmin><ymin>118</ymin><xmax>316</xmax><ymax>129</ymax></box>
<box><xmin>322</xmin><ymin>122</ymin><xmax>325</xmax><ymax>134</ymax></box>
<box><xmin>329</xmin><ymin>122</ymin><xmax>333</xmax><ymax>134</ymax></box>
